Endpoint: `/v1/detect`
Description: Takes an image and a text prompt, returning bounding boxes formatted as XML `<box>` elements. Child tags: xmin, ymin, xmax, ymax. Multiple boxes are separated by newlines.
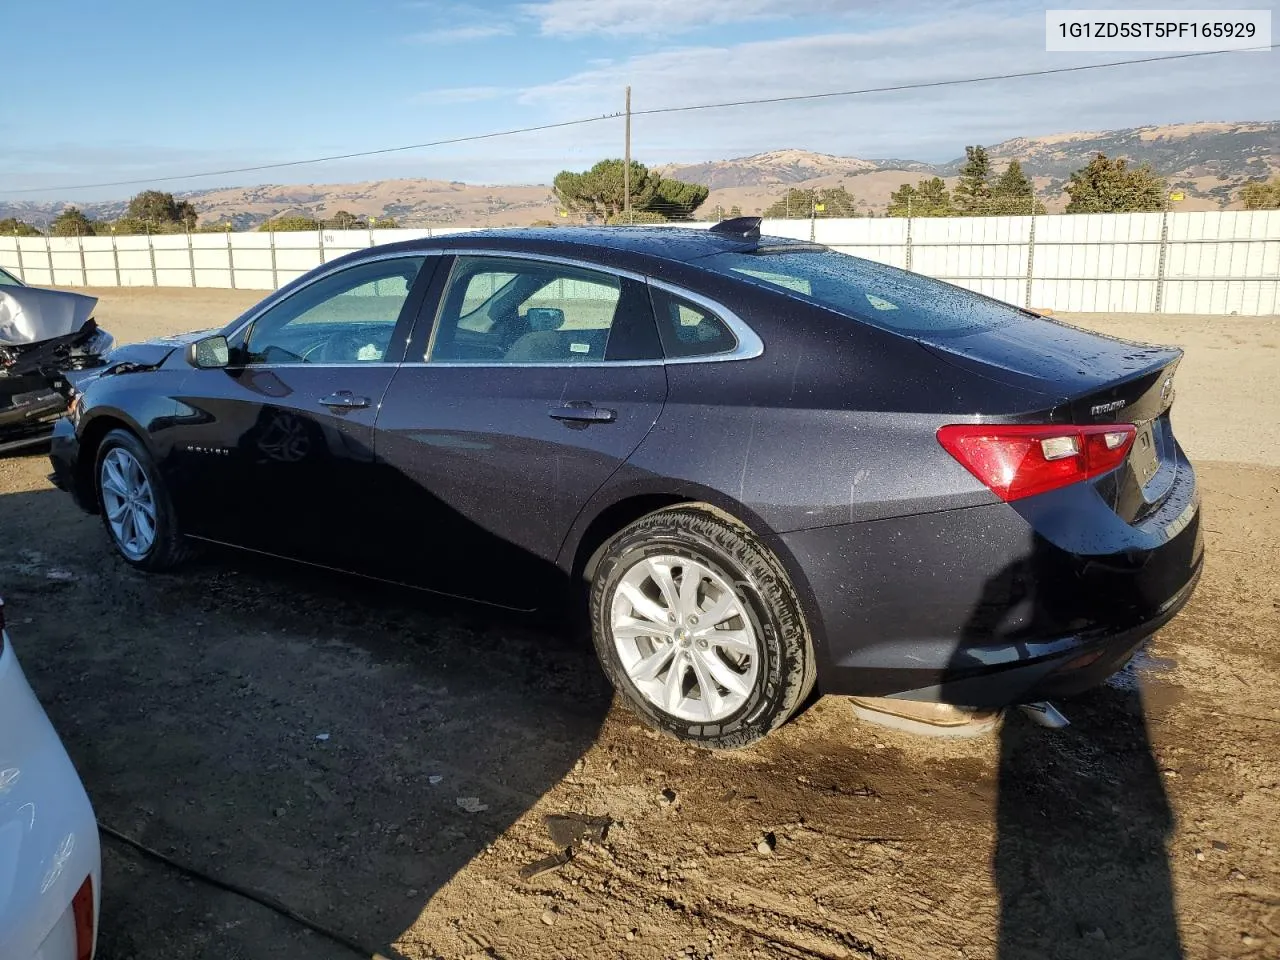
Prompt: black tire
<box><xmin>589</xmin><ymin>503</ymin><xmax>816</xmax><ymax>749</ymax></box>
<box><xmin>94</xmin><ymin>428</ymin><xmax>194</xmax><ymax>571</ymax></box>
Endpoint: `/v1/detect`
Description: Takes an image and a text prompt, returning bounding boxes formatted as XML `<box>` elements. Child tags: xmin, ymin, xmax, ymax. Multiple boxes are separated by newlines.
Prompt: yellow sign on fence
<box><xmin>1169</xmin><ymin>192</ymin><xmax>1185</xmax><ymax>202</ymax></box>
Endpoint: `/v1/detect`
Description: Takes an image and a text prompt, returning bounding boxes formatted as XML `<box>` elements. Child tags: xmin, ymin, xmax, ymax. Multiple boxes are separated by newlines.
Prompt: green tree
<box><xmin>1240</xmin><ymin>176</ymin><xmax>1280</xmax><ymax>210</ymax></box>
<box><xmin>108</xmin><ymin>216</ymin><xmax>151</xmax><ymax>234</ymax></box>
<box><xmin>258</xmin><ymin>216</ymin><xmax>321</xmax><ymax>232</ymax></box>
<box><xmin>887</xmin><ymin>177</ymin><xmax>954</xmax><ymax>217</ymax></box>
<box><xmin>762</xmin><ymin>186</ymin><xmax>857</xmax><ymax>218</ymax></box>
<box><xmin>1065</xmin><ymin>153</ymin><xmax>1166</xmax><ymax>213</ymax></box>
<box><xmin>553</xmin><ymin>159</ymin><xmax>658</xmax><ymax>221</ymax></box>
<box><xmin>0</xmin><ymin>217</ymin><xmax>42</xmax><ymax>237</ymax></box>
<box><xmin>126</xmin><ymin>190</ymin><xmax>198</xmax><ymax>230</ymax></box>
<box><xmin>329</xmin><ymin>210</ymin><xmax>366</xmax><ymax>229</ymax></box>
<box><xmin>728</xmin><ymin>204</ymin><xmax>742</xmax><ymax>217</ymax></box>
<box><xmin>954</xmin><ymin>145</ymin><xmax>992</xmax><ymax>213</ymax></box>
<box><xmin>988</xmin><ymin>160</ymin><xmax>1045</xmax><ymax>215</ymax></box>
<box><xmin>647</xmin><ymin>178</ymin><xmax>709</xmax><ymax>220</ymax></box>
<box><xmin>605</xmin><ymin>210</ymin><xmax>667</xmax><ymax>225</ymax></box>
<box><xmin>51</xmin><ymin>207</ymin><xmax>97</xmax><ymax>236</ymax></box>
<box><xmin>552</xmin><ymin>158</ymin><xmax>709</xmax><ymax>222</ymax></box>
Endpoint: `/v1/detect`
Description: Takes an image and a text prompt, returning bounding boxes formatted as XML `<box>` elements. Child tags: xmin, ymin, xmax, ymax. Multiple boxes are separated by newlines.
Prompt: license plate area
<box><xmin>1132</xmin><ymin>422</ymin><xmax>1160</xmax><ymax>485</ymax></box>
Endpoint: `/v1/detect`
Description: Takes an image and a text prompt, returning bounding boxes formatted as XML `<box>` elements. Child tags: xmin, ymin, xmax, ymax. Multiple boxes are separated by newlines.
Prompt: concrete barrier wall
<box><xmin>2</xmin><ymin>211</ymin><xmax>1277</xmax><ymax>315</ymax></box>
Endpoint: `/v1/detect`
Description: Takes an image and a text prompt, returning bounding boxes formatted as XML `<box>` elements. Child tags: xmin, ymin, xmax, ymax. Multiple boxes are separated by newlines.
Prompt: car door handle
<box><xmin>319</xmin><ymin>391</ymin><xmax>371</xmax><ymax>409</ymax></box>
<box><xmin>549</xmin><ymin>403</ymin><xmax>616</xmax><ymax>424</ymax></box>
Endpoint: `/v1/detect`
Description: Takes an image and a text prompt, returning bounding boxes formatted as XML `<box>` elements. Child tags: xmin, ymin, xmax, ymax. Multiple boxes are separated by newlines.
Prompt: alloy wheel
<box><xmin>100</xmin><ymin>447</ymin><xmax>158</xmax><ymax>560</ymax></box>
<box><xmin>610</xmin><ymin>554</ymin><xmax>760</xmax><ymax>723</ymax></box>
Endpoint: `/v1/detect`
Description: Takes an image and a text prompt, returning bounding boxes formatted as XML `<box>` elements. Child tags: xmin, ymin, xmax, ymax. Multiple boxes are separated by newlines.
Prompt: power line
<box><xmin>3</xmin><ymin>45</ymin><xmax>1271</xmax><ymax>196</ymax></box>
<box><xmin>630</xmin><ymin>47</ymin><xmax>1274</xmax><ymax>117</ymax></box>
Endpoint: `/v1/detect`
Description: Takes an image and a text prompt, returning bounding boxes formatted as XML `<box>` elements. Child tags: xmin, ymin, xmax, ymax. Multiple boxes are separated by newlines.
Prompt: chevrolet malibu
<box><xmin>48</xmin><ymin>221</ymin><xmax>1202</xmax><ymax>748</ymax></box>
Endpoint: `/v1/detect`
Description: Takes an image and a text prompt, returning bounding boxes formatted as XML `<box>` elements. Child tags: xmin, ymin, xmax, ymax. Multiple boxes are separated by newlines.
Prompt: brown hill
<box><xmin>3</xmin><ymin>121</ymin><xmax>1275</xmax><ymax>227</ymax></box>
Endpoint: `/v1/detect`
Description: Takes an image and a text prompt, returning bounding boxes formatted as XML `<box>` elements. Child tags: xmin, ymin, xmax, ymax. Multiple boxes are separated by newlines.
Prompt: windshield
<box><xmin>0</xmin><ymin>266</ymin><xmax>22</xmax><ymax>287</ymax></box>
<box><xmin>698</xmin><ymin>249</ymin><xmax>1025</xmax><ymax>338</ymax></box>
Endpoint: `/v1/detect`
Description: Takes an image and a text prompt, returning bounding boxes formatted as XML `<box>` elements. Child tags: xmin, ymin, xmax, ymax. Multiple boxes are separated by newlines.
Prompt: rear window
<box><xmin>698</xmin><ymin>250</ymin><xmax>1023</xmax><ymax>338</ymax></box>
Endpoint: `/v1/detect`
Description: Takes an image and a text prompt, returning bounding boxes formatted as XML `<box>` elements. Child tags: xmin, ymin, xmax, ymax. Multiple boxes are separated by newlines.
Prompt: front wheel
<box><xmin>95</xmin><ymin>428</ymin><xmax>192</xmax><ymax>571</ymax></box>
<box><xmin>589</xmin><ymin>504</ymin><xmax>816</xmax><ymax>749</ymax></box>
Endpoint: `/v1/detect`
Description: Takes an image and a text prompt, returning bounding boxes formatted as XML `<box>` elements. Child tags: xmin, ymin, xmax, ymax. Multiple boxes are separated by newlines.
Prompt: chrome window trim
<box><xmin>439</xmin><ymin>248</ymin><xmax>650</xmax><ymax>284</ymax></box>
<box><xmin>646</xmin><ymin>277</ymin><xmax>764</xmax><ymax>365</ymax></box>
<box><xmin>224</xmin><ymin>250</ymin><xmax>442</xmax><ymax>345</ymax></box>
<box><xmin>222</xmin><ymin>246</ymin><xmax>765</xmax><ymax>371</ymax></box>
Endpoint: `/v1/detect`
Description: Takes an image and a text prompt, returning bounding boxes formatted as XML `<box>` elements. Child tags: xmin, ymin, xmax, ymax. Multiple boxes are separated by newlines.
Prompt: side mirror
<box><xmin>186</xmin><ymin>334</ymin><xmax>230</xmax><ymax>369</ymax></box>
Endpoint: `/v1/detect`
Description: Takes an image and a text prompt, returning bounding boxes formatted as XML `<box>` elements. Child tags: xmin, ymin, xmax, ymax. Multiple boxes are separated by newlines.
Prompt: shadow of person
<box><xmin>945</xmin><ymin>544</ymin><xmax>1184</xmax><ymax>960</ymax></box>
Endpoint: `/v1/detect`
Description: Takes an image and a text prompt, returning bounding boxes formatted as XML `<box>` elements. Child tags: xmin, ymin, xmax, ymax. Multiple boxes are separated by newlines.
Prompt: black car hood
<box><xmin>66</xmin><ymin>328</ymin><xmax>218</xmax><ymax>391</ymax></box>
<box><xmin>106</xmin><ymin>328</ymin><xmax>219</xmax><ymax>367</ymax></box>
<box><xmin>0</xmin><ymin>287</ymin><xmax>99</xmax><ymax>345</ymax></box>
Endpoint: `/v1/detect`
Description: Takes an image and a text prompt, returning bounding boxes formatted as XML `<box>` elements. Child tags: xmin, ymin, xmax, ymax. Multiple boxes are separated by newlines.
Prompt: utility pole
<box><xmin>623</xmin><ymin>86</ymin><xmax>632</xmax><ymax>221</ymax></box>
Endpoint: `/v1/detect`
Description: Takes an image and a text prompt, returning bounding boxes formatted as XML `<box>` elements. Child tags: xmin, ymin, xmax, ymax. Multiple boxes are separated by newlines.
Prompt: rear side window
<box><xmin>649</xmin><ymin>287</ymin><xmax>737</xmax><ymax>359</ymax></box>
<box><xmin>698</xmin><ymin>250</ymin><xmax>1023</xmax><ymax>338</ymax></box>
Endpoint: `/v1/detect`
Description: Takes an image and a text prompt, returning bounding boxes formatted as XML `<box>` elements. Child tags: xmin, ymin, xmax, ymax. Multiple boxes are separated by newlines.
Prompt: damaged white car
<box><xmin>0</xmin><ymin>273</ymin><xmax>114</xmax><ymax>454</ymax></box>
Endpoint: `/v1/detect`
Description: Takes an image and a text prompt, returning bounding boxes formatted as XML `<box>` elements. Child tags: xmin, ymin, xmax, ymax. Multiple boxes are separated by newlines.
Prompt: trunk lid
<box><xmin>919</xmin><ymin>314</ymin><xmax>1184</xmax><ymax>523</ymax></box>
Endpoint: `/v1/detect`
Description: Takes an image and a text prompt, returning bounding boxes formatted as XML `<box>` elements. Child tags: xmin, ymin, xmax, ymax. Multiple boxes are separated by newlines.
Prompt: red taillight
<box><xmin>937</xmin><ymin>423</ymin><xmax>1136</xmax><ymax>502</ymax></box>
<box><xmin>72</xmin><ymin>875</ymin><xmax>95</xmax><ymax>960</ymax></box>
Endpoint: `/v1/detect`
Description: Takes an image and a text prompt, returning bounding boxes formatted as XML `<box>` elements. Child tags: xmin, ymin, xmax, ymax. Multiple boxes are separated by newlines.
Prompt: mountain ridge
<box><xmin>3</xmin><ymin>120</ymin><xmax>1276</xmax><ymax>227</ymax></box>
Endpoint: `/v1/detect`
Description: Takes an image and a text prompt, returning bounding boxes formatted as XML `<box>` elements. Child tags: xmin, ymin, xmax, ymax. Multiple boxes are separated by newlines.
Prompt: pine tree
<box><xmin>989</xmin><ymin>160</ymin><xmax>1045</xmax><ymax>215</ymax></box>
<box><xmin>954</xmin><ymin>146</ymin><xmax>992</xmax><ymax>213</ymax></box>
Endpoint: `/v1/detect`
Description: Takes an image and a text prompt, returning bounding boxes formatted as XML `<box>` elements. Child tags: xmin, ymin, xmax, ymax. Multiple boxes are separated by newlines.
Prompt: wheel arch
<box><xmin>75</xmin><ymin>410</ymin><xmax>149</xmax><ymax>513</ymax></box>
<box><xmin>559</xmin><ymin>484</ymin><xmax>832</xmax><ymax>667</ymax></box>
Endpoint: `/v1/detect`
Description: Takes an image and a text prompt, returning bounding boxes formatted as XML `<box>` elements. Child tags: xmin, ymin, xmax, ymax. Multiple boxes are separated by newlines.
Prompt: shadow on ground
<box><xmin>947</xmin><ymin>542</ymin><xmax>1183</xmax><ymax>960</ymax></box>
<box><xmin>2</xmin><ymin>487</ymin><xmax>612</xmax><ymax>960</ymax></box>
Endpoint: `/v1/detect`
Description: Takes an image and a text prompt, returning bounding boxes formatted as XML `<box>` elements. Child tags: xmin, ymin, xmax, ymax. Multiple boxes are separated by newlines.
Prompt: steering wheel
<box><xmin>301</xmin><ymin>331</ymin><xmax>369</xmax><ymax>364</ymax></box>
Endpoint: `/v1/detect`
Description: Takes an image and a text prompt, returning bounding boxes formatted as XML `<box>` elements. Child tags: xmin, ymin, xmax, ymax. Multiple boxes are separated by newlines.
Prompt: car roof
<box><xmin>401</xmin><ymin>225</ymin><xmax>817</xmax><ymax>267</ymax></box>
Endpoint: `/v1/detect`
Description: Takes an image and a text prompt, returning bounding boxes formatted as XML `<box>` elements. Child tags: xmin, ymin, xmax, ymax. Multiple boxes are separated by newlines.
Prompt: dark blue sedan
<box><xmin>49</xmin><ymin>219</ymin><xmax>1202</xmax><ymax>747</ymax></box>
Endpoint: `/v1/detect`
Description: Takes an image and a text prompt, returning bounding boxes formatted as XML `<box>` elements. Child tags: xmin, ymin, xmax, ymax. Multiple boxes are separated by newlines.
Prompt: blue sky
<box><xmin>1</xmin><ymin>0</ymin><xmax>1274</xmax><ymax>200</ymax></box>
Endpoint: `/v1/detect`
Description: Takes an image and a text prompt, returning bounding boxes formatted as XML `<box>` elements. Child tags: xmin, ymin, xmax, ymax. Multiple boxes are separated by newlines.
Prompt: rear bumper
<box><xmin>782</xmin><ymin>459</ymin><xmax>1203</xmax><ymax>707</ymax></box>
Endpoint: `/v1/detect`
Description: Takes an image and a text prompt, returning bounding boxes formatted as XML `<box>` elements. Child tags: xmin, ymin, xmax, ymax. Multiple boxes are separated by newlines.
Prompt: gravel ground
<box><xmin>2</xmin><ymin>288</ymin><xmax>1277</xmax><ymax>960</ymax></box>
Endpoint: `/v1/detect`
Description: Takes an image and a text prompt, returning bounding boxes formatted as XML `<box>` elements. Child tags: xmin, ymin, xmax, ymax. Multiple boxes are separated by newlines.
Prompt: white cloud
<box><xmin>407</xmin><ymin>23</ymin><xmax>514</xmax><ymax>42</ymax></box>
<box><xmin>414</xmin><ymin>86</ymin><xmax>508</xmax><ymax>105</ymax></box>
<box><xmin>515</xmin><ymin>12</ymin><xmax>1274</xmax><ymax>164</ymax></box>
<box><xmin>521</xmin><ymin>0</ymin><xmax>867</xmax><ymax>37</ymax></box>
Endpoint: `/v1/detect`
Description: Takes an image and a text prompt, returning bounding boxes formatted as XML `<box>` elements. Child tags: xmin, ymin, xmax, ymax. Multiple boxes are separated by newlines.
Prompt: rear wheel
<box><xmin>95</xmin><ymin>429</ymin><xmax>192</xmax><ymax>571</ymax></box>
<box><xmin>589</xmin><ymin>504</ymin><xmax>815</xmax><ymax>749</ymax></box>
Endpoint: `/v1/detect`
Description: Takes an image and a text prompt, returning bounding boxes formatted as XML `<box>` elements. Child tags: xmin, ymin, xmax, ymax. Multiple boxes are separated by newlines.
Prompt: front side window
<box><xmin>241</xmin><ymin>256</ymin><xmax>425</xmax><ymax>364</ymax></box>
<box><xmin>698</xmin><ymin>249</ymin><xmax>1023</xmax><ymax>338</ymax></box>
<box><xmin>429</xmin><ymin>256</ymin><xmax>656</xmax><ymax>363</ymax></box>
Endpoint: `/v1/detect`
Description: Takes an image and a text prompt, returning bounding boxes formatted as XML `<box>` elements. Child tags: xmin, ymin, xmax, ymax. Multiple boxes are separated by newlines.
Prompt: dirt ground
<box><xmin>2</xmin><ymin>288</ymin><xmax>1278</xmax><ymax>960</ymax></box>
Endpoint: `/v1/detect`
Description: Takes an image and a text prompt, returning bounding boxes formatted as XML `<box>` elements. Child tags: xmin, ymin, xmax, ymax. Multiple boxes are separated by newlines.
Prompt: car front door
<box><xmin>369</xmin><ymin>253</ymin><xmax>667</xmax><ymax>609</ymax></box>
<box><xmin>170</xmin><ymin>253</ymin><xmax>437</xmax><ymax>568</ymax></box>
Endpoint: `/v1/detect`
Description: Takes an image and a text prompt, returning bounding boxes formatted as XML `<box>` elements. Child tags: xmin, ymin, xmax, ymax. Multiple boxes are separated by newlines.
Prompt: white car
<box><xmin>0</xmin><ymin>598</ymin><xmax>100</xmax><ymax>960</ymax></box>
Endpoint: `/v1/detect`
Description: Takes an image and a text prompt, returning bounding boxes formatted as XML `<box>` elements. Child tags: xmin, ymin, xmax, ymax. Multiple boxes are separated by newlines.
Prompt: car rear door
<box><xmin>171</xmin><ymin>253</ymin><xmax>438</xmax><ymax>567</ymax></box>
<box><xmin>368</xmin><ymin>252</ymin><xmax>667</xmax><ymax>609</ymax></box>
